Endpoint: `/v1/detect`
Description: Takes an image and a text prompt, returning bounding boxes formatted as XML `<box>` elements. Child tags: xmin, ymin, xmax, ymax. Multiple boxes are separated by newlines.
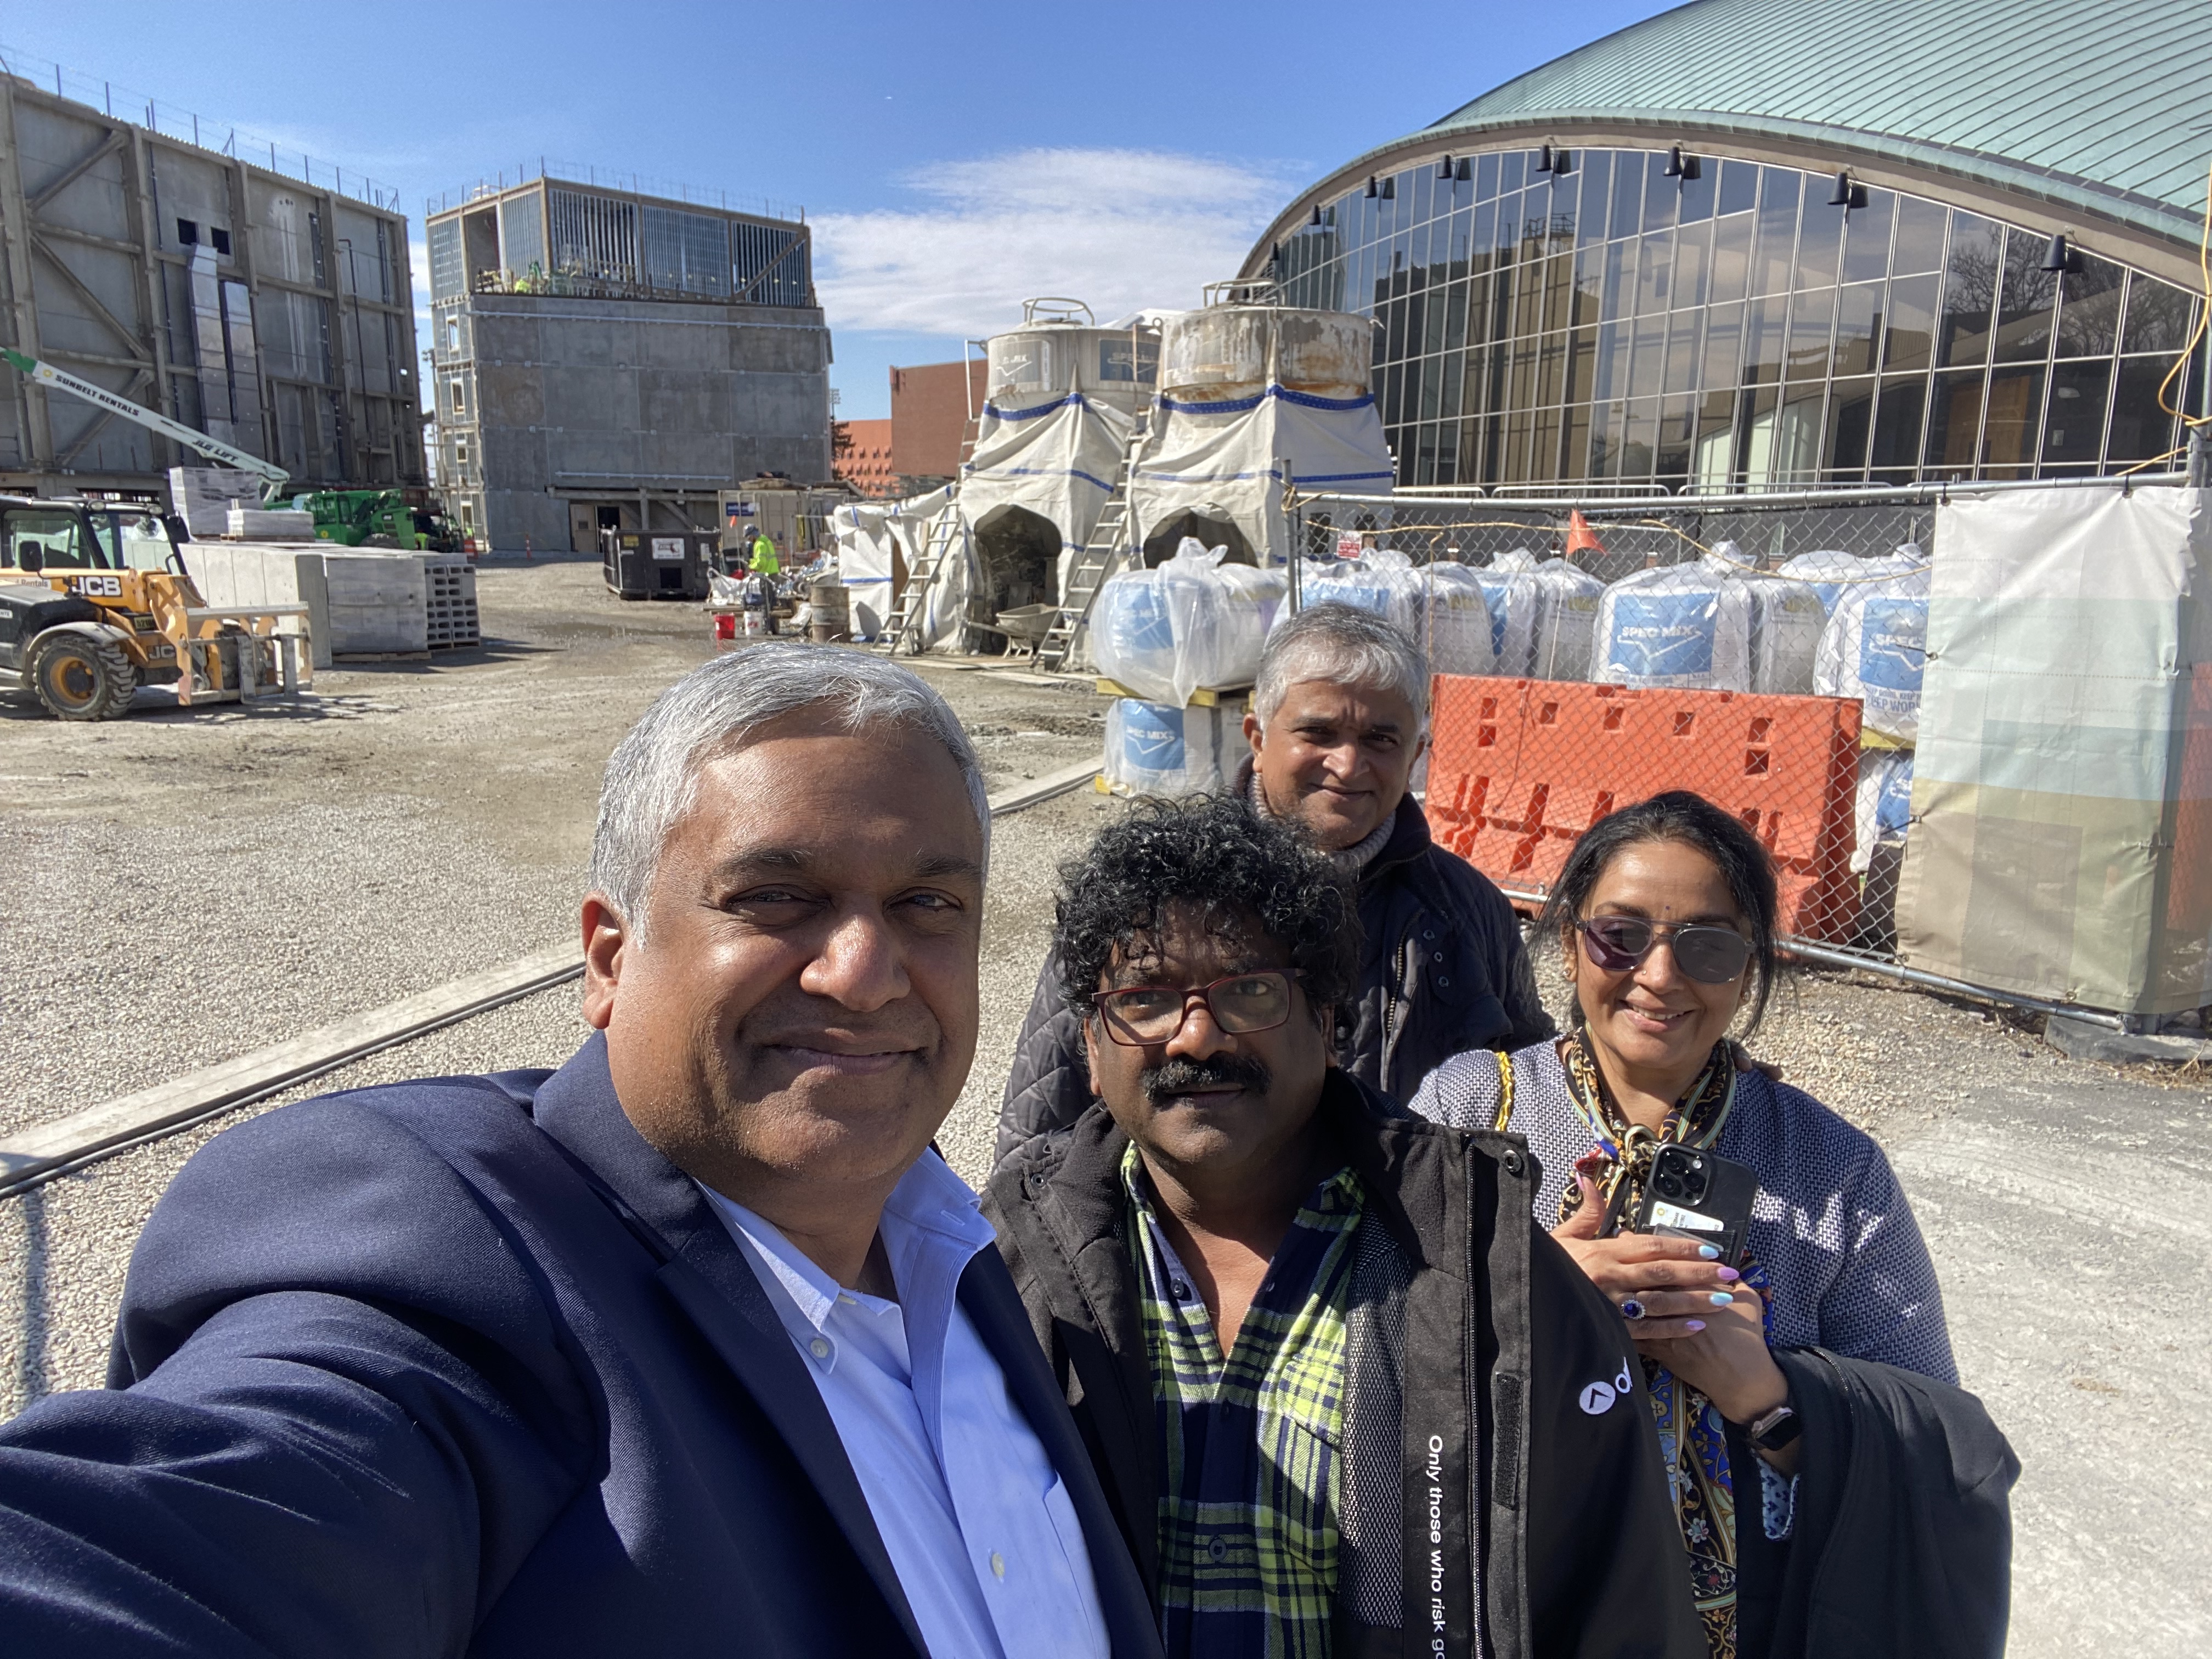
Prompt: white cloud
<box><xmin>812</xmin><ymin>147</ymin><xmax>1302</xmax><ymax>337</ymax></box>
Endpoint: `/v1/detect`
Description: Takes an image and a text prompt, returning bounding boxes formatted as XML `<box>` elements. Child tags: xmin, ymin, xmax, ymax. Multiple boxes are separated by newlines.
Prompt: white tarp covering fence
<box><xmin>1899</xmin><ymin>486</ymin><xmax>2212</xmax><ymax>1015</ymax></box>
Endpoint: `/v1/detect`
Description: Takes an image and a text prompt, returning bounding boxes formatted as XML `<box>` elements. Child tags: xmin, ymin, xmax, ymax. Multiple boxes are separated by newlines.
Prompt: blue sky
<box><xmin>14</xmin><ymin>2</ymin><xmax>1671</xmax><ymax>418</ymax></box>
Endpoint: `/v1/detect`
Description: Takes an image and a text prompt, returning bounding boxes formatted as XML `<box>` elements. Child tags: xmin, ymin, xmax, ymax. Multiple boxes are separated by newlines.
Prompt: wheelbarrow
<box><xmin>994</xmin><ymin>602</ymin><xmax>1059</xmax><ymax>663</ymax></box>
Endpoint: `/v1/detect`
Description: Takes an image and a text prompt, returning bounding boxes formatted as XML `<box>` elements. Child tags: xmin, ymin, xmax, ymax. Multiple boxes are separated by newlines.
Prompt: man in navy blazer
<box><xmin>0</xmin><ymin>645</ymin><xmax>1164</xmax><ymax>1659</ymax></box>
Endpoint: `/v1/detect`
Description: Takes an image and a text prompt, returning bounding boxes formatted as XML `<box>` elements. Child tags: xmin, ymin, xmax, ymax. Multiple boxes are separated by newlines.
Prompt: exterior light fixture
<box><xmin>1455</xmin><ymin>156</ymin><xmax>1472</xmax><ymax>182</ymax></box>
<box><xmin>1663</xmin><ymin>145</ymin><xmax>1702</xmax><ymax>180</ymax></box>
<box><xmin>1310</xmin><ymin>202</ymin><xmax>1324</xmax><ymax>227</ymax></box>
<box><xmin>1827</xmin><ymin>170</ymin><xmax>1867</xmax><ymax>208</ymax></box>
<box><xmin>1551</xmin><ymin>149</ymin><xmax>1573</xmax><ymax>176</ymax></box>
<box><xmin>1538</xmin><ymin>143</ymin><xmax>1556</xmax><ymax>172</ymax></box>
<box><xmin>1365</xmin><ymin>176</ymin><xmax>1379</xmax><ymax>198</ymax></box>
<box><xmin>2040</xmin><ymin>232</ymin><xmax>2081</xmax><ymax>274</ymax></box>
<box><xmin>1437</xmin><ymin>154</ymin><xmax>1455</xmax><ymax>180</ymax></box>
<box><xmin>1380</xmin><ymin>175</ymin><xmax>1396</xmax><ymax>199</ymax></box>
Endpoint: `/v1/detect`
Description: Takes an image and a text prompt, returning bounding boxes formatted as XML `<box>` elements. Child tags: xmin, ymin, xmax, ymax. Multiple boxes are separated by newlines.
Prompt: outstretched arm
<box><xmin>0</xmin><ymin>1289</ymin><xmax>577</xmax><ymax>1656</ymax></box>
<box><xmin>0</xmin><ymin>1094</ymin><xmax>589</xmax><ymax>1656</ymax></box>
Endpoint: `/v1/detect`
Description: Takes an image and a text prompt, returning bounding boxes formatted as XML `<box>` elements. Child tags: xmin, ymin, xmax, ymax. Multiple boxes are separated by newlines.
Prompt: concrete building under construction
<box><xmin>0</xmin><ymin>71</ymin><xmax>425</xmax><ymax>495</ymax></box>
<box><xmin>426</xmin><ymin>172</ymin><xmax>831</xmax><ymax>551</ymax></box>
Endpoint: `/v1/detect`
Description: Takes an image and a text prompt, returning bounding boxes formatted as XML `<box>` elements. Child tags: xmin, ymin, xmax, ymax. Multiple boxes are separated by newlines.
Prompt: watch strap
<box><xmin>1747</xmin><ymin>1401</ymin><xmax>1802</xmax><ymax>1451</ymax></box>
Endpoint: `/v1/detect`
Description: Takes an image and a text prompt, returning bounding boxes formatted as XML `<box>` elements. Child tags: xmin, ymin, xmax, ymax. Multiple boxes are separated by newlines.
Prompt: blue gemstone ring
<box><xmin>1620</xmin><ymin>1298</ymin><xmax>1647</xmax><ymax>1321</ymax></box>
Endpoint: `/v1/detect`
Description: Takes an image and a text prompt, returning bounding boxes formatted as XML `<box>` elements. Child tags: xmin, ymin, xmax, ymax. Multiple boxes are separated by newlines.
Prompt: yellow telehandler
<box><xmin>0</xmin><ymin>495</ymin><xmax>308</xmax><ymax>720</ymax></box>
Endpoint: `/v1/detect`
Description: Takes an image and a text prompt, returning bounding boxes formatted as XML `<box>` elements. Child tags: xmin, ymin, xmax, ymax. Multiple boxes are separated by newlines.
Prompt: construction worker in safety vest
<box><xmin>747</xmin><ymin>531</ymin><xmax>780</xmax><ymax>634</ymax></box>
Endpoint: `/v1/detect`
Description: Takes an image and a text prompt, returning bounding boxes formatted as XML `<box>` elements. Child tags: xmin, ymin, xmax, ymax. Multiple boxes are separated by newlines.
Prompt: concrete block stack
<box><xmin>424</xmin><ymin>555</ymin><xmax>481</xmax><ymax>650</ymax></box>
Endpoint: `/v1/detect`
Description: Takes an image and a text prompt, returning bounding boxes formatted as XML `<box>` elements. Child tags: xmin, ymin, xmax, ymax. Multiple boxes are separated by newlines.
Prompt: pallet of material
<box><xmin>178</xmin><ymin>542</ymin><xmax>329</xmax><ymax>668</ymax></box>
<box><xmin>424</xmin><ymin>556</ymin><xmax>480</xmax><ymax>650</ymax></box>
<box><xmin>323</xmin><ymin>552</ymin><xmax>430</xmax><ymax>656</ymax></box>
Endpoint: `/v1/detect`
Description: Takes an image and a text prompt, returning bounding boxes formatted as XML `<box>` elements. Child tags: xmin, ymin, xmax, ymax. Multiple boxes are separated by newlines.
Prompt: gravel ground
<box><xmin>1</xmin><ymin>558</ymin><xmax>2205</xmax><ymax>1653</ymax></box>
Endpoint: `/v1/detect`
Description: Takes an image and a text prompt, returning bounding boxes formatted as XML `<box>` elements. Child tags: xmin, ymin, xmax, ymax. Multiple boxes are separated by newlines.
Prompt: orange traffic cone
<box><xmin>1563</xmin><ymin>509</ymin><xmax>1605</xmax><ymax>559</ymax></box>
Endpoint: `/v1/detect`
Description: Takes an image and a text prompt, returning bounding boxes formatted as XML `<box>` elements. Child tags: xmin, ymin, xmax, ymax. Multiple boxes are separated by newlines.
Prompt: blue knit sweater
<box><xmin>1409</xmin><ymin>1039</ymin><xmax>1957</xmax><ymax>1385</ymax></box>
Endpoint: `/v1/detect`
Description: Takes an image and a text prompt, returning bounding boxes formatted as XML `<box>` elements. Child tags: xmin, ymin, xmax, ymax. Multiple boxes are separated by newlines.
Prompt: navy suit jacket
<box><xmin>0</xmin><ymin>1035</ymin><xmax>1165</xmax><ymax>1658</ymax></box>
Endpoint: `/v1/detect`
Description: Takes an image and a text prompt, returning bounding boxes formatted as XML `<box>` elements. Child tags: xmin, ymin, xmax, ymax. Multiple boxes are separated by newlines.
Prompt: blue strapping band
<box><xmin>982</xmin><ymin>393</ymin><xmax>1090</xmax><ymax>421</ymax></box>
<box><xmin>1154</xmin><ymin>384</ymin><xmax>1378</xmax><ymax>415</ymax></box>
<box><xmin>961</xmin><ymin>465</ymin><xmax>1116</xmax><ymax>493</ymax></box>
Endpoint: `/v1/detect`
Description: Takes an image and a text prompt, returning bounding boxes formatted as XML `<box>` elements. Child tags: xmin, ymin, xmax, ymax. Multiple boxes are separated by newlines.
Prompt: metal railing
<box><xmin>0</xmin><ymin>40</ymin><xmax>405</xmax><ymax>212</ymax></box>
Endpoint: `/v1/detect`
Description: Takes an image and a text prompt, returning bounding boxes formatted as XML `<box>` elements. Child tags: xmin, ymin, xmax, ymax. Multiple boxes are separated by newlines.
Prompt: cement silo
<box><xmin>957</xmin><ymin>300</ymin><xmax>1158</xmax><ymax>619</ymax></box>
<box><xmin>1128</xmin><ymin>284</ymin><xmax>1394</xmax><ymax>567</ymax></box>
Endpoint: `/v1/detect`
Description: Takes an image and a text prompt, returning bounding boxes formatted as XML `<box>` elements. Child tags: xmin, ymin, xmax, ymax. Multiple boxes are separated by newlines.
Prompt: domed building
<box><xmin>1243</xmin><ymin>0</ymin><xmax>2210</xmax><ymax>490</ymax></box>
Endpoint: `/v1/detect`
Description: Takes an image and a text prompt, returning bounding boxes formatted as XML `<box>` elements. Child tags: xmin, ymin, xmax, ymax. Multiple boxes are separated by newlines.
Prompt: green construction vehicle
<box><xmin>295</xmin><ymin>489</ymin><xmax>459</xmax><ymax>552</ymax></box>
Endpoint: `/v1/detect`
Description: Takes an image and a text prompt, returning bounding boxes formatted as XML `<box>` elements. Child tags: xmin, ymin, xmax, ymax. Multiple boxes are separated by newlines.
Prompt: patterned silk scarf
<box><xmin>1554</xmin><ymin>1034</ymin><xmax>1772</xmax><ymax>1659</ymax></box>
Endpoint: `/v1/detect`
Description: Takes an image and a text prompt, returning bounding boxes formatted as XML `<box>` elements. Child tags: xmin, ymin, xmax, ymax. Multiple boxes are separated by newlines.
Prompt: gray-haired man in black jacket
<box><xmin>985</xmin><ymin>793</ymin><xmax>1703</xmax><ymax>1659</ymax></box>
<box><xmin>997</xmin><ymin>604</ymin><xmax>1550</xmax><ymax>1164</ymax></box>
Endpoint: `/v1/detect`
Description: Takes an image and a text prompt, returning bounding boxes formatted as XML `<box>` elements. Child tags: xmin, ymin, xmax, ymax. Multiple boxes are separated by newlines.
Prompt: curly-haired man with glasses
<box><xmin>984</xmin><ymin>793</ymin><xmax>1702</xmax><ymax>1659</ymax></box>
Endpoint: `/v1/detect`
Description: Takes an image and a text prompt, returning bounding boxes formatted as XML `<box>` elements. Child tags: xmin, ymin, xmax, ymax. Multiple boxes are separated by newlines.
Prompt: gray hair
<box><xmin>589</xmin><ymin>644</ymin><xmax>990</xmax><ymax>942</ymax></box>
<box><xmin>1255</xmin><ymin>603</ymin><xmax>1430</xmax><ymax>731</ymax></box>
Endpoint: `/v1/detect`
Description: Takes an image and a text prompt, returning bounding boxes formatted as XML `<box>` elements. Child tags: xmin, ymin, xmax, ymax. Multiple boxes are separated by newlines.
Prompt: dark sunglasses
<box><xmin>1576</xmin><ymin>917</ymin><xmax>1752</xmax><ymax>985</ymax></box>
<box><xmin>1092</xmin><ymin>970</ymin><xmax>1294</xmax><ymax>1046</ymax></box>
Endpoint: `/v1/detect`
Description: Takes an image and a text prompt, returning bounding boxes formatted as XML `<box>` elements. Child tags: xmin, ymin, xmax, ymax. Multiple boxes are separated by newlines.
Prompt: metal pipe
<box><xmin>1373</xmin><ymin>473</ymin><xmax>2190</xmax><ymax>515</ymax></box>
<box><xmin>1774</xmin><ymin>938</ymin><xmax>2129</xmax><ymax>1029</ymax></box>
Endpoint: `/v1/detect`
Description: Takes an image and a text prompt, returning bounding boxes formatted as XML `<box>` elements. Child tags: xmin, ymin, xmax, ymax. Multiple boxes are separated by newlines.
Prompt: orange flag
<box><xmin>1563</xmin><ymin>509</ymin><xmax>1605</xmax><ymax>558</ymax></box>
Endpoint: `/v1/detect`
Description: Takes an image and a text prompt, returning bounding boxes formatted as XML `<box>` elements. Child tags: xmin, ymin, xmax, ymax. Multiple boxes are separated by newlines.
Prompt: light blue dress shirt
<box><xmin>699</xmin><ymin>1151</ymin><xmax>1110</xmax><ymax>1659</ymax></box>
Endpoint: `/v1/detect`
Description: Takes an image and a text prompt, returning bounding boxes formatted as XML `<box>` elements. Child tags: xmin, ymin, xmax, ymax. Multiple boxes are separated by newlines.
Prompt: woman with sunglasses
<box><xmin>1410</xmin><ymin>791</ymin><xmax>2008</xmax><ymax>1659</ymax></box>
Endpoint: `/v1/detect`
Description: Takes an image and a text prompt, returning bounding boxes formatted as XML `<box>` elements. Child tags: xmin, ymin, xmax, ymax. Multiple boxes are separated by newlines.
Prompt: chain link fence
<box><xmin>1295</xmin><ymin>489</ymin><xmax>1934</xmax><ymax>579</ymax></box>
<box><xmin>1289</xmin><ymin>485</ymin><xmax>1957</xmax><ymax>994</ymax></box>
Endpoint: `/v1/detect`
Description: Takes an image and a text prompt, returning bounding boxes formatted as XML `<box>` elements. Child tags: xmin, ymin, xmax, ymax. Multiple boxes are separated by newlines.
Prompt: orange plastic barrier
<box><xmin>1427</xmin><ymin>675</ymin><xmax>1863</xmax><ymax>941</ymax></box>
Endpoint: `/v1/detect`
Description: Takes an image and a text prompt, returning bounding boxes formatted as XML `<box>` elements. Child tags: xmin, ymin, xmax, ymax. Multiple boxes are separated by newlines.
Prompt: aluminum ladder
<box><xmin>1035</xmin><ymin>413</ymin><xmax>1150</xmax><ymax>673</ymax></box>
<box><xmin>877</xmin><ymin>509</ymin><xmax>963</xmax><ymax>657</ymax></box>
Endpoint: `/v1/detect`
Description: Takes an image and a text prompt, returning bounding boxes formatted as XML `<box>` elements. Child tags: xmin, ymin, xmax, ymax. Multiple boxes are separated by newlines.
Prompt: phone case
<box><xmin>1632</xmin><ymin>1145</ymin><xmax>1759</xmax><ymax>1268</ymax></box>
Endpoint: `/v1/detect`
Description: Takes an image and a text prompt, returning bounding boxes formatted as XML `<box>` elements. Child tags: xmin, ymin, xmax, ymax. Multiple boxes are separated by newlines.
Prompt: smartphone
<box><xmin>1630</xmin><ymin>1144</ymin><xmax>1759</xmax><ymax>1269</ymax></box>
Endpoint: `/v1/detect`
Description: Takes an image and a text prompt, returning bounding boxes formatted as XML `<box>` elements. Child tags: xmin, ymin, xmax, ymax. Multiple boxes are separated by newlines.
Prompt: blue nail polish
<box><xmin>1697</xmin><ymin>1245</ymin><xmax>1720</xmax><ymax>1260</ymax></box>
<box><xmin>1708</xmin><ymin>1291</ymin><xmax>1735</xmax><ymax>1306</ymax></box>
<box><xmin>1685</xmin><ymin>1320</ymin><xmax>1706</xmax><ymax>1333</ymax></box>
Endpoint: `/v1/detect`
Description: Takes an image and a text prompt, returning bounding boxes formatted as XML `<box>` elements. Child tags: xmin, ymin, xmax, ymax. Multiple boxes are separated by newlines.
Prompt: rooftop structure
<box><xmin>1243</xmin><ymin>0</ymin><xmax>2212</xmax><ymax>490</ymax></box>
<box><xmin>426</xmin><ymin>171</ymin><xmax>830</xmax><ymax>551</ymax></box>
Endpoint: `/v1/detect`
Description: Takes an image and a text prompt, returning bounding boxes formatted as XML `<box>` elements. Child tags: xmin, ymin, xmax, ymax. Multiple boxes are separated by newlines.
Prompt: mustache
<box><xmin>1141</xmin><ymin>1052</ymin><xmax>1272</xmax><ymax>1106</ymax></box>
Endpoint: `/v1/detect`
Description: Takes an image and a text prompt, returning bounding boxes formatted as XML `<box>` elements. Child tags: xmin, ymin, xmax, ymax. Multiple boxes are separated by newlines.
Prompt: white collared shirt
<box><xmin>699</xmin><ymin>1152</ymin><xmax>1110</xmax><ymax>1659</ymax></box>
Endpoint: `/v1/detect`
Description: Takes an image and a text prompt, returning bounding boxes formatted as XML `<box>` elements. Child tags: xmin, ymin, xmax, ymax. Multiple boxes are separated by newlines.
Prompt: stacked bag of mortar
<box><xmin>1469</xmin><ymin>550</ymin><xmax>1604</xmax><ymax>681</ymax></box>
<box><xmin>1779</xmin><ymin>540</ymin><xmax>1930</xmax><ymax>617</ymax></box>
<box><xmin>1092</xmin><ymin>538</ymin><xmax>1286</xmax><ymax>707</ymax></box>
<box><xmin>1853</xmin><ymin>749</ymin><xmax>1915</xmax><ymax>874</ymax></box>
<box><xmin>1102</xmin><ymin>698</ymin><xmax>1230</xmax><ymax>795</ymax></box>
<box><xmin>1416</xmin><ymin>560</ymin><xmax>1500</xmax><ymax>678</ymax></box>
<box><xmin>1814</xmin><ymin>543</ymin><xmax>1932</xmax><ymax>743</ymax></box>
<box><xmin>1594</xmin><ymin>543</ymin><xmax>1822</xmax><ymax>693</ymax></box>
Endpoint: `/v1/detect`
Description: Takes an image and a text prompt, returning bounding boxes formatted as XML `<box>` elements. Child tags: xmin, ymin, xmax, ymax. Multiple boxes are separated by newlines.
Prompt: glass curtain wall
<box><xmin>1273</xmin><ymin>148</ymin><xmax>2204</xmax><ymax>488</ymax></box>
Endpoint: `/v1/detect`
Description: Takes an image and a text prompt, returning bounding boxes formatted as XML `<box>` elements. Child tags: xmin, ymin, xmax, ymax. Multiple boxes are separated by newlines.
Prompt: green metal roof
<box><xmin>1402</xmin><ymin>0</ymin><xmax>2212</xmax><ymax>253</ymax></box>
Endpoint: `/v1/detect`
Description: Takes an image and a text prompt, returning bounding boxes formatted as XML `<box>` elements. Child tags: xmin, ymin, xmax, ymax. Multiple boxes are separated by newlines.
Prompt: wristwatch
<box><xmin>1746</xmin><ymin>1401</ymin><xmax>1802</xmax><ymax>1452</ymax></box>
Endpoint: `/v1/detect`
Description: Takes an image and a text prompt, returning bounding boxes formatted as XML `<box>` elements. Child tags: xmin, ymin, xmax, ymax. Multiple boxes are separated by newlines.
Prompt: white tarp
<box><xmin>829</xmin><ymin>501</ymin><xmax>899</xmax><ymax>639</ymax></box>
<box><xmin>958</xmin><ymin>392</ymin><xmax>1134</xmax><ymax>598</ymax></box>
<box><xmin>1898</xmin><ymin>486</ymin><xmax>2212</xmax><ymax>1014</ymax></box>
<box><xmin>883</xmin><ymin>485</ymin><xmax>973</xmax><ymax>653</ymax></box>
<box><xmin>1128</xmin><ymin>386</ymin><xmax>1394</xmax><ymax>566</ymax></box>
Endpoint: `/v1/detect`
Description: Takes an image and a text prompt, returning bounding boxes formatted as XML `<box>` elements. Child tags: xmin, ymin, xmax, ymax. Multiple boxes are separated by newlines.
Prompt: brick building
<box><xmin>832</xmin><ymin>417</ymin><xmax>896</xmax><ymax>496</ymax></box>
<box><xmin>888</xmin><ymin>358</ymin><xmax>986</xmax><ymax>489</ymax></box>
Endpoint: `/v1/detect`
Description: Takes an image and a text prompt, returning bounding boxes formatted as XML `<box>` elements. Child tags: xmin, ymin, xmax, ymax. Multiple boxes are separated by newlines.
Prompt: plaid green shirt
<box><xmin>1122</xmin><ymin>1144</ymin><xmax>1364</xmax><ymax>1659</ymax></box>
